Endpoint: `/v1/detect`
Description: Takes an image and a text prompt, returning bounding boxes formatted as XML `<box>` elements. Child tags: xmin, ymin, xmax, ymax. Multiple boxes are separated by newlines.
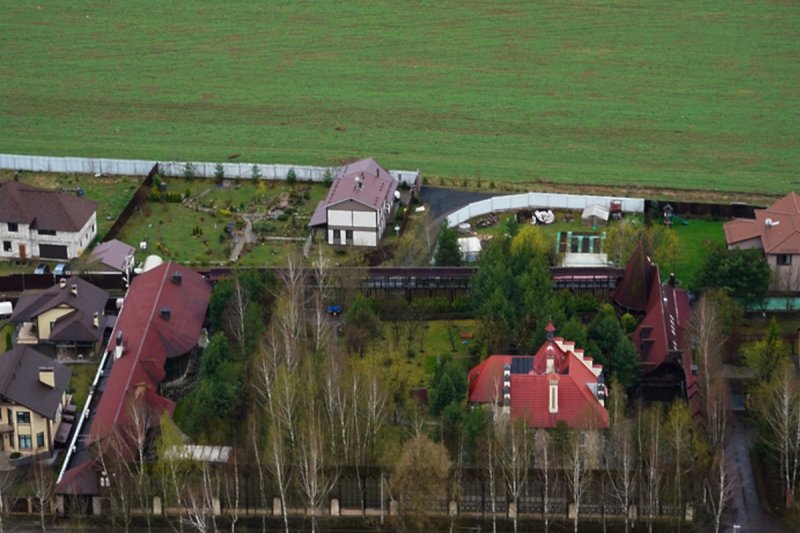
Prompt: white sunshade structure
<box><xmin>581</xmin><ymin>204</ymin><xmax>610</xmax><ymax>226</ymax></box>
<box><xmin>163</xmin><ymin>445</ymin><xmax>232</xmax><ymax>463</ymax></box>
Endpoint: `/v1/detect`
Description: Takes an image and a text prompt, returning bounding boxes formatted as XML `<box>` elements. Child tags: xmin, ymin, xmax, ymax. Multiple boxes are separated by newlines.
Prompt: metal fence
<box><xmin>0</xmin><ymin>153</ymin><xmax>420</xmax><ymax>186</ymax></box>
<box><xmin>446</xmin><ymin>192</ymin><xmax>645</xmax><ymax>227</ymax></box>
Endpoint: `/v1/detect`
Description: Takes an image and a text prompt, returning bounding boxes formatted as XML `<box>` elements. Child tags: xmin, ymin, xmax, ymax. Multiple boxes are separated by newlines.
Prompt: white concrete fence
<box><xmin>446</xmin><ymin>192</ymin><xmax>645</xmax><ymax>227</ymax></box>
<box><xmin>0</xmin><ymin>153</ymin><xmax>420</xmax><ymax>187</ymax></box>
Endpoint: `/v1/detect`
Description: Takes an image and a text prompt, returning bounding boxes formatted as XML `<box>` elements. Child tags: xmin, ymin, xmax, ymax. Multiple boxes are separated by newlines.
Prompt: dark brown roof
<box><xmin>0</xmin><ymin>345</ymin><xmax>71</xmax><ymax>419</ymax></box>
<box><xmin>11</xmin><ymin>276</ymin><xmax>109</xmax><ymax>342</ymax></box>
<box><xmin>724</xmin><ymin>192</ymin><xmax>800</xmax><ymax>254</ymax></box>
<box><xmin>0</xmin><ymin>180</ymin><xmax>97</xmax><ymax>231</ymax></box>
<box><xmin>612</xmin><ymin>243</ymin><xmax>654</xmax><ymax>313</ymax></box>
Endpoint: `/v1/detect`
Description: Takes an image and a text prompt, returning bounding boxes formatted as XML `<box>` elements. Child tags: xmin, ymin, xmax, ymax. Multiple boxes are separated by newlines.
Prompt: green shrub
<box><xmin>214</xmin><ymin>163</ymin><xmax>225</xmax><ymax>183</ymax></box>
<box><xmin>286</xmin><ymin>168</ymin><xmax>298</xmax><ymax>184</ymax></box>
<box><xmin>183</xmin><ymin>162</ymin><xmax>195</xmax><ymax>180</ymax></box>
<box><xmin>251</xmin><ymin>164</ymin><xmax>262</xmax><ymax>180</ymax></box>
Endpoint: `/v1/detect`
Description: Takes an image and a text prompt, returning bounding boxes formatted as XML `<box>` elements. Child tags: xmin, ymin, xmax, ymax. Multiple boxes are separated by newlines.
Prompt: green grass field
<box><xmin>1</xmin><ymin>2</ymin><xmax>798</xmax><ymax>194</ymax></box>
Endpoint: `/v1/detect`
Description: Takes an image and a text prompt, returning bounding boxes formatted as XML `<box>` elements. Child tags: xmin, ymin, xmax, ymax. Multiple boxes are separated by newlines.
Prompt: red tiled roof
<box><xmin>0</xmin><ymin>180</ymin><xmax>96</xmax><ymax>231</ymax></box>
<box><xmin>89</xmin><ymin>262</ymin><xmax>210</xmax><ymax>443</ymax></box>
<box><xmin>468</xmin><ymin>335</ymin><xmax>608</xmax><ymax>430</ymax></box>
<box><xmin>724</xmin><ymin>192</ymin><xmax>800</xmax><ymax>254</ymax></box>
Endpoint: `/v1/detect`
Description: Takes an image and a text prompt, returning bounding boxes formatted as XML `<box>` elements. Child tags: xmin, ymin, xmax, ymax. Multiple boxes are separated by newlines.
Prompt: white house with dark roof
<box><xmin>0</xmin><ymin>181</ymin><xmax>97</xmax><ymax>261</ymax></box>
<box><xmin>310</xmin><ymin>158</ymin><xmax>400</xmax><ymax>247</ymax></box>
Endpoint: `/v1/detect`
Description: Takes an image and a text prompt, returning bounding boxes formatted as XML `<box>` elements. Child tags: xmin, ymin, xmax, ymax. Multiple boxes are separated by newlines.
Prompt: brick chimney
<box><xmin>70</xmin><ymin>284</ymin><xmax>78</xmax><ymax>297</ymax></box>
<box><xmin>39</xmin><ymin>367</ymin><xmax>55</xmax><ymax>388</ymax></box>
<box><xmin>59</xmin><ymin>278</ymin><xmax>67</xmax><ymax>289</ymax></box>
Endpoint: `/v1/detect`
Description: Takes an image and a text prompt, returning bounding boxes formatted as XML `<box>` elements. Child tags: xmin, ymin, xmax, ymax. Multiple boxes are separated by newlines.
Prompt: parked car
<box><xmin>33</xmin><ymin>264</ymin><xmax>50</xmax><ymax>275</ymax></box>
<box><xmin>54</xmin><ymin>263</ymin><xmax>71</xmax><ymax>276</ymax></box>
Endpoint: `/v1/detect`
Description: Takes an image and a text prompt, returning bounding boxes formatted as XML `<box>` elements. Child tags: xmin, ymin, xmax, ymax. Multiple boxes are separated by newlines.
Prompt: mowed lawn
<box><xmin>1</xmin><ymin>2</ymin><xmax>798</xmax><ymax>194</ymax></box>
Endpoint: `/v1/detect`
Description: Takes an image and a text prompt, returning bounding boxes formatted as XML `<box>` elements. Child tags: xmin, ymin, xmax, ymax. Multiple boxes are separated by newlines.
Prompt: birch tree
<box><xmin>756</xmin><ymin>369</ymin><xmax>800</xmax><ymax>508</ymax></box>
<box><xmin>566</xmin><ymin>432</ymin><xmax>590</xmax><ymax>533</ymax></box>
<box><xmin>31</xmin><ymin>460</ymin><xmax>55</xmax><ymax>533</ymax></box>
<box><xmin>535</xmin><ymin>430</ymin><xmax>553</xmax><ymax>533</ymax></box>
<box><xmin>706</xmin><ymin>449</ymin><xmax>732</xmax><ymax>533</ymax></box>
<box><xmin>500</xmin><ymin>419</ymin><xmax>532</xmax><ymax>533</ymax></box>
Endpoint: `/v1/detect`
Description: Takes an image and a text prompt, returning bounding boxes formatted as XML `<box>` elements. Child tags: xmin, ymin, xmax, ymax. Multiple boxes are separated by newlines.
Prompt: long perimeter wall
<box><xmin>0</xmin><ymin>153</ymin><xmax>420</xmax><ymax>186</ymax></box>
<box><xmin>446</xmin><ymin>192</ymin><xmax>645</xmax><ymax>227</ymax></box>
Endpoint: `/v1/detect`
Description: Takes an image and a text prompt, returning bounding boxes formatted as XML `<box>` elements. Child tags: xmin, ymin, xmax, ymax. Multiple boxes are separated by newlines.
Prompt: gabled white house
<box><xmin>310</xmin><ymin>158</ymin><xmax>399</xmax><ymax>247</ymax></box>
<box><xmin>0</xmin><ymin>181</ymin><xmax>97</xmax><ymax>261</ymax></box>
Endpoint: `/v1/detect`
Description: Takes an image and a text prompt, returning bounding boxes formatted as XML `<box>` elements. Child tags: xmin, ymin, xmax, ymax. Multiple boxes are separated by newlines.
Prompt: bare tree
<box><xmin>226</xmin><ymin>277</ymin><xmax>248</xmax><ymax>356</ymax></box>
<box><xmin>640</xmin><ymin>404</ymin><xmax>663</xmax><ymax>533</ymax></box>
<box><xmin>183</xmin><ymin>462</ymin><xmax>219</xmax><ymax>533</ymax></box>
<box><xmin>267</xmin><ymin>418</ymin><xmax>291</xmax><ymax>533</ymax></box>
<box><xmin>499</xmin><ymin>419</ymin><xmax>532</xmax><ymax>533</ymax></box>
<box><xmin>156</xmin><ymin>414</ymin><xmax>191</xmax><ymax>533</ymax></box>
<box><xmin>566</xmin><ymin>432</ymin><xmax>590</xmax><ymax>533</ymax></box>
<box><xmin>276</xmin><ymin>255</ymin><xmax>308</xmax><ymax>367</ymax></box>
<box><xmin>222</xmin><ymin>454</ymin><xmax>240</xmax><ymax>533</ymax></box>
<box><xmin>665</xmin><ymin>401</ymin><xmax>693</xmax><ymax>531</ymax></box>
<box><xmin>31</xmin><ymin>460</ymin><xmax>55</xmax><ymax>533</ymax></box>
<box><xmin>311</xmin><ymin>248</ymin><xmax>334</xmax><ymax>354</ymax></box>
<box><xmin>535</xmin><ymin>431</ymin><xmax>553</xmax><ymax>533</ymax></box>
<box><xmin>690</xmin><ymin>293</ymin><xmax>728</xmax><ymax>448</ymax></box>
<box><xmin>706</xmin><ymin>449</ymin><xmax>732</xmax><ymax>533</ymax></box>
<box><xmin>756</xmin><ymin>369</ymin><xmax>800</xmax><ymax>507</ymax></box>
<box><xmin>0</xmin><ymin>463</ymin><xmax>16</xmax><ymax>533</ymax></box>
<box><xmin>297</xmin><ymin>401</ymin><xmax>337</xmax><ymax>533</ymax></box>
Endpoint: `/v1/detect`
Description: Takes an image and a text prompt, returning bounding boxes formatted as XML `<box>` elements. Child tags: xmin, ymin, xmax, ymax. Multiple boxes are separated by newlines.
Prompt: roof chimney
<box><xmin>59</xmin><ymin>278</ymin><xmax>67</xmax><ymax>289</ymax></box>
<box><xmin>668</xmin><ymin>272</ymin><xmax>676</xmax><ymax>287</ymax></box>
<box><xmin>114</xmin><ymin>330</ymin><xmax>124</xmax><ymax>359</ymax></box>
<box><xmin>39</xmin><ymin>367</ymin><xmax>55</xmax><ymax>388</ymax></box>
<box><xmin>71</xmin><ymin>284</ymin><xmax>78</xmax><ymax>297</ymax></box>
<box><xmin>548</xmin><ymin>379</ymin><xmax>559</xmax><ymax>414</ymax></box>
<box><xmin>160</xmin><ymin>306</ymin><xmax>171</xmax><ymax>320</ymax></box>
<box><xmin>171</xmin><ymin>271</ymin><xmax>182</xmax><ymax>285</ymax></box>
<box><xmin>93</xmin><ymin>312</ymin><xmax>99</xmax><ymax>328</ymax></box>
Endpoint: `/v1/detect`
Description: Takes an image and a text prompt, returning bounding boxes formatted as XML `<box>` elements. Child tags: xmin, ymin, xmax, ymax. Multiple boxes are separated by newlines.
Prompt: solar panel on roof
<box><xmin>510</xmin><ymin>357</ymin><xmax>533</xmax><ymax>374</ymax></box>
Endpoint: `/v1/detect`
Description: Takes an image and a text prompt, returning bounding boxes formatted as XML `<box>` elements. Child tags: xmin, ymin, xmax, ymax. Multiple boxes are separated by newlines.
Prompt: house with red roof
<box><xmin>468</xmin><ymin>323</ymin><xmax>609</xmax><ymax>430</ymax></box>
<box><xmin>310</xmin><ymin>157</ymin><xmax>401</xmax><ymax>247</ymax></box>
<box><xmin>0</xmin><ymin>180</ymin><xmax>97</xmax><ymax>261</ymax></box>
<box><xmin>724</xmin><ymin>192</ymin><xmax>800</xmax><ymax>291</ymax></box>
<box><xmin>613</xmin><ymin>246</ymin><xmax>701</xmax><ymax>417</ymax></box>
<box><xmin>56</xmin><ymin>261</ymin><xmax>211</xmax><ymax>497</ymax></box>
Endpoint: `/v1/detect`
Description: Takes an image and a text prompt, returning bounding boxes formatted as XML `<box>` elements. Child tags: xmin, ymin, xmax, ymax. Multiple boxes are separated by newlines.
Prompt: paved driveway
<box><xmin>726</xmin><ymin>413</ymin><xmax>789</xmax><ymax>532</ymax></box>
<box><xmin>421</xmin><ymin>186</ymin><xmax>503</xmax><ymax>222</ymax></box>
